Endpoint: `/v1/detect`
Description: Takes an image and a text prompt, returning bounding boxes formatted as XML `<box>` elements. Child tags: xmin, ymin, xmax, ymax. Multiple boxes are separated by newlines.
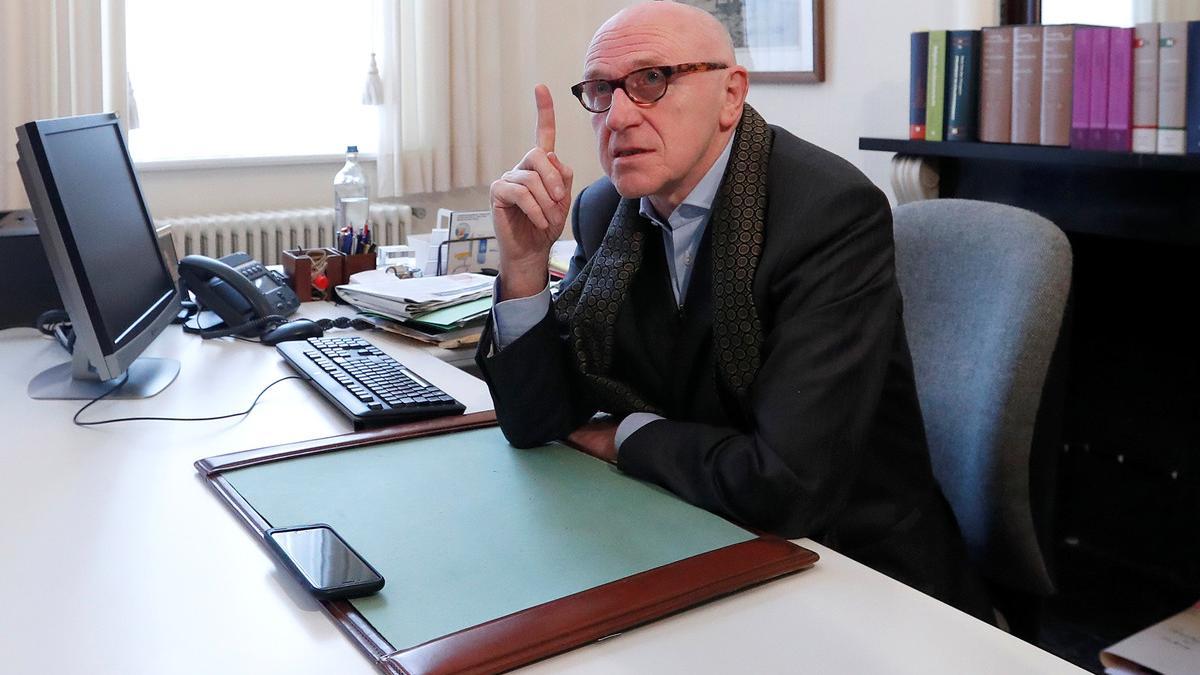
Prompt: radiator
<box><xmin>157</xmin><ymin>204</ymin><xmax>411</xmax><ymax>266</ymax></box>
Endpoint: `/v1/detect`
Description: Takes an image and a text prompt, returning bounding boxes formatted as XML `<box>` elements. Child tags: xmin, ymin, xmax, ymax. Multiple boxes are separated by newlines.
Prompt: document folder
<box><xmin>196</xmin><ymin>412</ymin><xmax>818</xmax><ymax>675</ymax></box>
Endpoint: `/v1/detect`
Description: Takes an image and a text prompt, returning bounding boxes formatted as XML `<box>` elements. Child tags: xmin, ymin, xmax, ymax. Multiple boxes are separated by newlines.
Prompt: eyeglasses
<box><xmin>570</xmin><ymin>62</ymin><xmax>728</xmax><ymax>113</ymax></box>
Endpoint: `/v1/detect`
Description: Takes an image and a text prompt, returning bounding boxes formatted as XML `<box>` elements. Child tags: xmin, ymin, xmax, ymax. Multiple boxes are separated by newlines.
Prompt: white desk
<box><xmin>0</xmin><ymin>309</ymin><xmax>1086</xmax><ymax>674</ymax></box>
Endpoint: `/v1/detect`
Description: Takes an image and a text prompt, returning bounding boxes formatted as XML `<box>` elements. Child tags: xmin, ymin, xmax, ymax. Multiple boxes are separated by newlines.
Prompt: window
<box><xmin>126</xmin><ymin>0</ymin><xmax>379</xmax><ymax>163</ymax></box>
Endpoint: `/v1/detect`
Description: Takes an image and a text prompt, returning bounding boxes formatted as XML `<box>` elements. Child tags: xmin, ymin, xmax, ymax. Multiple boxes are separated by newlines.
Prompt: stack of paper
<box><xmin>549</xmin><ymin>239</ymin><xmax>576</xmax><ymax>279</ymax></box>
<box><xmin>336</xmin><ymin>270</ymin><xmax>493</xmax><ymax>348</ymax></box>
<box><xmin>337</xmin><ymin>270</ymin><xmax>492</xmax><ymax>320</ymax></box>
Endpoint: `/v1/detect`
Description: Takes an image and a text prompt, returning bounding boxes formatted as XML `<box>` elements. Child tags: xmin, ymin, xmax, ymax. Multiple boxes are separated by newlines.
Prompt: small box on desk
<box><xmin>282</xmin><ymin>248</ymin><xmax>344</xmax><ymax>302</ymax></box>
<box><xmin>342</xmin><ymin>252</ymin><xmax>375</xmax><ymax>280</ymax></box>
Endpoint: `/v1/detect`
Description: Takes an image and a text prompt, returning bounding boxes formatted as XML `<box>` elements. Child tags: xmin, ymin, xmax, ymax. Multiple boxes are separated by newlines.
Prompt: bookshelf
<box><xmin>860</xmin><ymin>137</ymin><xmax>1200</xmax><ymax>171</ymax></box>
<box><xmin>859</xmin><ymin>137</ymin><xmax>1200</xmax><ymax>245</ymax></box>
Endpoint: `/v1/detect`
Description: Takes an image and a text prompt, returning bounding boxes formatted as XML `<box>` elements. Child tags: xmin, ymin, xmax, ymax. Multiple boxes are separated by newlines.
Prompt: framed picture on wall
<box><xmin>683</xmin><ymin>0</ymin><xmax>825</xmax><ymax>83</ymax></box>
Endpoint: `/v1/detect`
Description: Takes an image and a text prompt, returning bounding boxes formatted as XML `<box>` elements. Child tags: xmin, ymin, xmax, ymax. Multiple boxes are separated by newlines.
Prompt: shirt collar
<box><xmin>639</xmin><ymin>134</ymin><xmax>735</xmax><ymax>229</ymax></box>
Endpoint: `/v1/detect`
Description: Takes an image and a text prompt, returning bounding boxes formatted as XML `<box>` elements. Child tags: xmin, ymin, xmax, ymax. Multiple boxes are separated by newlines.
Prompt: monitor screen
<box><xmin>38</xmin><ymin>120</ymin><xmax>175</xmax><ymax>351</ymax></box>
<box><xmin>18</xmin><ymin>112</ymin><xmax>181</xmax><ymax>398</ymax></box>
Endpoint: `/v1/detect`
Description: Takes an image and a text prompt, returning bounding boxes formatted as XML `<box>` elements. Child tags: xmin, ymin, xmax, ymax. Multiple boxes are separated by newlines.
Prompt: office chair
<box><xmin>892</xmin><ymin>199</ymin><xmax>1072</xmax><ymax>640</ymax></box>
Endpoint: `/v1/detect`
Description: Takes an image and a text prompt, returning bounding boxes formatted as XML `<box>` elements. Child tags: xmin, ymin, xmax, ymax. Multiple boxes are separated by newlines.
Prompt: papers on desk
<box><xmin>549</xmin><ymin>239</ymin><xmax>576</xmax><ymax>279</ymax></box>
<box><xmin>1101</xmin><ymin>601</ymin><xmax>1200</xmax><ymax>675</ymax></box>
<box><xmin>336</xmin><ymin>270</ymin><xmax>493</xmax><ymax>348</ymax></box>
<box><xmin>336</xmin><ymin>270</ymin><xmax>492</xmax><ymax>318</ymax></box>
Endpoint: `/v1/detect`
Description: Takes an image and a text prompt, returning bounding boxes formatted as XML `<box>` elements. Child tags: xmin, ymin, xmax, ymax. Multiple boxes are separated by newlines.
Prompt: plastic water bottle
<box><xmin>333</xmin><ymin>145</ymin><xmax>369</xmax><ymax>244</ymax></box>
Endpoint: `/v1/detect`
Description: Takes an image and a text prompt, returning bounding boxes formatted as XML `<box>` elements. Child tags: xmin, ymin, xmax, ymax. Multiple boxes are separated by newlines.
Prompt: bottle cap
<box><xmin>346</xmin><ymin>145</ymin><xmax>359</xmax><ymax>153</ymax></box>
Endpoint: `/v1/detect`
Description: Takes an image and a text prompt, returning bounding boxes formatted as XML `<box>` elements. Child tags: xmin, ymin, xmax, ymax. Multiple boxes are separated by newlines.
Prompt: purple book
<box><xmin>1089</xmin><ymin>28</ymin><xmax>1111</xmax><ymax>149</ymax></box>
<box><xmin>1107</xmin><ymin>28</ymin><xmax>1134</xmax><ymax>151</ymax></box>
<box><xmin>1072</xmin><ymin>28</ymin><xmax>1094</xmax><ymax>148</ymax></box>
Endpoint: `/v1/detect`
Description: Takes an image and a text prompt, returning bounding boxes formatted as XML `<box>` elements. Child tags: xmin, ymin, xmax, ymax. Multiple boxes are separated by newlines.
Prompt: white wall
<box><xmin>136</xmin><ymin>0</ymin><xmax>996</xmax><ymax>228</ymax></box>
<box><xmin>748</xmin><ymin>0</ymin><xmax>996</xmax><ymax>204</ymax></box>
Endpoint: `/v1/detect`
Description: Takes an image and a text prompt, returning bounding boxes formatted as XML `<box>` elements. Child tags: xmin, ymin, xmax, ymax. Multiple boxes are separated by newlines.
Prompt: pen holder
<box><xmin>342</xmin><ymin>252</ymin><xmax>375</xmax><ymax>282</ymax></box>
<box><xmin>282</xmin><ymin>248</ymin><xmax>344</xmax><ymax>302</ymax></box>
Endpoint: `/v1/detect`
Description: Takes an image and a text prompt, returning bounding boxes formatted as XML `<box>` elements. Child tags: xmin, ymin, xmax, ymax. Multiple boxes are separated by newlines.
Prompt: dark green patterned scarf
<box><xmin>554</xmin><ymin>104</ymin><xmax>773</xmax><ymax>417</ymax></box>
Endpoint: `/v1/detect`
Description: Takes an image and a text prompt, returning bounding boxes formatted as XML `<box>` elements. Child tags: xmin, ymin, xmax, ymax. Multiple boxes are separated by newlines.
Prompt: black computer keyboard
<box><xmin>276</xmin><ymin>336</ymin><xmax>465</xmax><ymax>428</ymax></box>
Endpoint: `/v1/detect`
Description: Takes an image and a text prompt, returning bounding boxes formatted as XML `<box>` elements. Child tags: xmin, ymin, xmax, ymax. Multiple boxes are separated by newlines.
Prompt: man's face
<box><xmin>582</xmin><ymin>22</ymin><xmax>727</xmax><ymax>206</ymax></box>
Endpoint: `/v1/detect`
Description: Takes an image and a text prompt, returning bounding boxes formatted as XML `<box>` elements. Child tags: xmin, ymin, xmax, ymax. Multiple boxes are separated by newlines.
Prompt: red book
<box><xmin>1071</xmin><ymin>27</ymin><xmax>1094</xmax><ymax>148</ymax></box>
<box><xmin>1040</xmin><ymin>25</ymin><xmax>1076</xmax><ymax>146</ymax></box>
<box><xmin>1011</xmin><ymin>26</ymin><xmax>1044</xmax><ymax>144</ymax></box>
<box><xmin>1107</xmin><ymin>28</ymin><xmax>1134</xmax><ymax>151</ymax></box>
<box><xmin>980</xmin><ymin>26</ymin><xmax>1015</xmax><ymax>143</ymax></box>
<box><xmin>1088</xmin><ymin>27</ymin><xmax>1111</xmax><ymax>150</ymax></box>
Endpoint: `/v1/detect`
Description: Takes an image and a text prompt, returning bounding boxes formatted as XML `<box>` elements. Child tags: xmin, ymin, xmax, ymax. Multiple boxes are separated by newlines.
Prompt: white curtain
<box><xmin>0</xmin><ymin>0</ymin><xmax>131</xmax><ymax>210</ymax></box>
<box><xmin>376</xmin><ymin>0</ymin><xmax>505</xmax><ymax>198</ymax></box>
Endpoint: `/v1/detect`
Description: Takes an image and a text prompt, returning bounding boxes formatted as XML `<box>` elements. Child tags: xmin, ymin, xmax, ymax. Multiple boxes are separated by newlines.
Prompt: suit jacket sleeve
<box><xmin>617</xmin><ymin>179</ymin><xmax>902</xmax><ymax>539</ymax></box>
<box><xmin>474</xmin><ymin>190</ymin><xmax>599</xmax><ymax>448</ymax></box>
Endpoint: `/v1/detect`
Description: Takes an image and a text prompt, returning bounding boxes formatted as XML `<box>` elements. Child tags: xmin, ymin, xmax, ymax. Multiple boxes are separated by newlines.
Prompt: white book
<box><xmin>1156</xmin><ymin>22</ymin><xmax>1188</xmax><ymax>154</ymax></box>
<box><xmin>1132</xmin><ymin>23</ymin><xmax>1159</xmax><ymax>154</ymax></box>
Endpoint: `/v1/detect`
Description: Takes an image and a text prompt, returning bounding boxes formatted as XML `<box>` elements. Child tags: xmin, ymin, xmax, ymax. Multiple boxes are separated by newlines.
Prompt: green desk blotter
<box><xmin>197</xmin><ymin>412</ymin><xmax>817</xmax><ymax>675</ymax></box>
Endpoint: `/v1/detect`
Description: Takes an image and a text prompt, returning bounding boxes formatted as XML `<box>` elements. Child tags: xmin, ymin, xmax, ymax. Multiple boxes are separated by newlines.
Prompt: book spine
<box><xmin>1158</xmin><ymin>21</ymin><xmax>1188</xmax><ymax>154</ymax></box>
<box><xmin>1071</xmin><ymin>27</ymin><xmax>1093</xmax><ymax>148</ymax></box>
<box><xmin>1132</xmin><ymin>22</ymin><xmax>1160</xmax><ymax>154</ymax></box>
<box><xmin>980</xmin><ymin>26</ymin><xmax>1014</xmax><ymax>143</ymax></box>
<box><xmin>910</xmin><ymin>32</ymin><xmax>929</xmax><ymax>140</ymax></box>
<box><xmin>1088</xmin><ymin>27</ymin><xmax>1111</xmax><ymax>150</ymax></box>
<box><xmin>1011</xmin><ymin>25</ymin><xmax>1044</xmax><ymax>144</ymax></box>
<box><xmin>1107</xmin><ymin>27</ymin><xmax>1134</xmax><ymax>152</ymax></box>
<box><xmin>926</xmin><ymin>30</ymin><xmax>947</xmax><ymax>141</ymax></box>
<box><xmin>1040</xmin><ymin>25</ymin><xmax>1075</xmax><ymax>146</ymax></box>
<box><xmin>1187</xmin><ymin>21</ymin><xmax>1200</xmax><ymax>154</ymax></box>
<box><xmin>946</xmin><ymin>30</ymin><xmax>981</xmax><ymax>141</ymax></box>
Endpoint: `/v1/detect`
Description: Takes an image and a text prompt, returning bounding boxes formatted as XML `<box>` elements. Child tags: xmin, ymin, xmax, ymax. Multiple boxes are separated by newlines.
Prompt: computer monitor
<box><xmin>16</xmin><ymin>112</ymin><xmax>182</xmax><ymax>400</ymax></box>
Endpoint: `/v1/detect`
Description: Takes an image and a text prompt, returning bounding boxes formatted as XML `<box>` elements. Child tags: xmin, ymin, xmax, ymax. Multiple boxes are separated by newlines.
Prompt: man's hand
<box><xmin>491</xmin><ymin>84</ymin><xmax>575</xmax><ymax>301</ymax></box>
<box><xmin>567</xmin><ymin>418</ymin><xmax>619</xmax><ymax>463</ymax></box>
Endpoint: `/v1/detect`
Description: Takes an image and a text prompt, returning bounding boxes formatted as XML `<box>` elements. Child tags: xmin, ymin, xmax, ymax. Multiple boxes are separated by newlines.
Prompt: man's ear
<box><xmin>719</xmin><ymin>66</ymin><xmax>750</xmax><ymax>128</ymax></box>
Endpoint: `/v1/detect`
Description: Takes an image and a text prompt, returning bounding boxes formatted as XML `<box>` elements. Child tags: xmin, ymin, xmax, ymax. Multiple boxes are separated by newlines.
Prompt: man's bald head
<box><xmin>578</xmin><ymin>1</ymin><xmax>749</xmax><ymax>214</ymax></box>
<box><xmin>586</xmin><ymin>1</ymin><xmax>736</xmax><ymax>71</ymax></box>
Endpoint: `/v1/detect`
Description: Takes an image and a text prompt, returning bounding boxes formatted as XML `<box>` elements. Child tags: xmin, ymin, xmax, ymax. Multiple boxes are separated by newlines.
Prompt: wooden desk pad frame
<box><xmin>196</xmin><ymin>411</ymin><xmax>819</xmax><ymax>675</ymax></box>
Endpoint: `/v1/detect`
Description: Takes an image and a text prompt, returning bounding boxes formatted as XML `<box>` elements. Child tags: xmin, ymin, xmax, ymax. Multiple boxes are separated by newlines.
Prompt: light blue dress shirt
<box><xmin>491</xmin><ymin>136</ymin><xmax>736</xmax><ymax>450</ymax></box>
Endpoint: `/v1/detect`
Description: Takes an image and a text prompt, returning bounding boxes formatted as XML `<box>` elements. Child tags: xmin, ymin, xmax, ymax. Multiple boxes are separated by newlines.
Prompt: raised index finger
<box><xmin>534</xmin><ymin>84</ymin><xmax>556</xmax><ymax>153</ymax></box>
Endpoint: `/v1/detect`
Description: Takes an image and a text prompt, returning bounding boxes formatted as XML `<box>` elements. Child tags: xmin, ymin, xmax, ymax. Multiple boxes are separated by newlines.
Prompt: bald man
<box><xmin>477</xmin><ymin>1</ymin><xmax>992</xmax><ymax>620</ymax></box>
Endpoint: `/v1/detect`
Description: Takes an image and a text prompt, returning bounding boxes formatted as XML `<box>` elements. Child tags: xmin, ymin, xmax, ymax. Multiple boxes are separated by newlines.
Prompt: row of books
<box><xmin>910</xmin><ymin>21</ymin><xmax>1200</xmax><ymax>154</ymax></box>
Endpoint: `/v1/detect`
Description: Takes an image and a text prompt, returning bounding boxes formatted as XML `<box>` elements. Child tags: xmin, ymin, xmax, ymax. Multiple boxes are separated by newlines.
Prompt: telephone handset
<box><xmin>177</xmin><ymin>252</ymin><xmax>301</xmax><ymax>338</ymax></box>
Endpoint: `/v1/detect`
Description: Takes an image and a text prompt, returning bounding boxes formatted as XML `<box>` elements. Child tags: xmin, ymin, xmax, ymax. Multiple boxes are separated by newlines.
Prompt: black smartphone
<box><xmin>264</xmin><ymin>524</ymin><xmax>384</xmax><ymax>600</ymax></box>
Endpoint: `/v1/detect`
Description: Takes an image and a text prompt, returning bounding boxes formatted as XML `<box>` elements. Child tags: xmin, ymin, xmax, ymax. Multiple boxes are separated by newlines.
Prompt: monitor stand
<box><xmin>27</xmin><ymin>356</ymin><xmax>180</xmax><ymax>400</ymax></box>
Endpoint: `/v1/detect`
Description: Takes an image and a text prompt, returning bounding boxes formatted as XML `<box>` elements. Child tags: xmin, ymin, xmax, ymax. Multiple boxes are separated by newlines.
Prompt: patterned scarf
<box><xmin>554</xmin><ymin>104</ymin><xmax>773</xmax><ymax>417</ymax></box>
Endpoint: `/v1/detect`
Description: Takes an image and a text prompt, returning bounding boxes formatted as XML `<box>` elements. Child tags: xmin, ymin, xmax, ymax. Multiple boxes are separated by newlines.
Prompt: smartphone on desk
<box><xmin>265</xmin><ymin>524</ymin><xmax>384</xmax><ymax>600</ymax></box>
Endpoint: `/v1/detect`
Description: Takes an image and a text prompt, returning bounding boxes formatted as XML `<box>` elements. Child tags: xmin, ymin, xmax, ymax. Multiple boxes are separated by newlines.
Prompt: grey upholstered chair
<box><xmin>892</xmin><ymin>198</ymin><xmax>1072</xmax><ymax>636</ymax></box>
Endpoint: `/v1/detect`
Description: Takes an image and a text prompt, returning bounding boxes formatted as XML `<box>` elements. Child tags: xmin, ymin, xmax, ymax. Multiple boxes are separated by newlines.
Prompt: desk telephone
<box><xmin>179</xmin><ymin>252</ymin><xmax>464</xmax><ymax>426</ymax></box>
<box><xmin>178</xmin><ymin>252</ymin><xmax>301</xmax><ymax>338</ymax></box>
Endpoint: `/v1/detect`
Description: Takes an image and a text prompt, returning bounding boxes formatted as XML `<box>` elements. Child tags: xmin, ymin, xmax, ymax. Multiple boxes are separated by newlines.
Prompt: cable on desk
<box><xmin>72</xmin><ymin>375</ymin><xmax>304</xmax><ymax>427</ymax></box>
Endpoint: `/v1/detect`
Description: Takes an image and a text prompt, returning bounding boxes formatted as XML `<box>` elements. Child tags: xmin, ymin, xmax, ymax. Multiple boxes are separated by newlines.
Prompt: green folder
<box><xmin>406</xmin><ymin>296</ymin><xmax>492</xmax><ymax>330</ymax></box>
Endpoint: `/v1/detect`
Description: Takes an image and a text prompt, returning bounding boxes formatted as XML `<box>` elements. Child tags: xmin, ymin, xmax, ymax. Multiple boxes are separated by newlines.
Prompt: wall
<box><xmin>136</xmin><ymin>0</ymin><xmax>996</xmax><ymax>229</ymax></box>
<box><xmin>748</xmin><ymin>0</ymin><xmax>996</xmax><ymax>204</ymax></box>
<box><xmin>137</xmin><ymin>159</ymin><xmax>493</xmax><ymax>224</ymax></box>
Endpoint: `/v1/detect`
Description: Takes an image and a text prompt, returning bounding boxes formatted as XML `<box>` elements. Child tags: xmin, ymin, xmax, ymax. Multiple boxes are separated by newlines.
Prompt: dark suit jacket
<box><xmin>477</xmin><ymin>126</ymin><xmax>992</xmax><ymax>621</ymax></box>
